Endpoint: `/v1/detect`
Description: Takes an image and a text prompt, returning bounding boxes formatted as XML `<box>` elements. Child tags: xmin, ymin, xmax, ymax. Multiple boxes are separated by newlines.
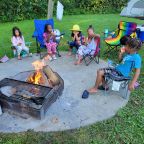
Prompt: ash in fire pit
<box><xmin>0</xmin><ymin>61</ymin><xmax>64</xmax><ymax>119</ymax></box>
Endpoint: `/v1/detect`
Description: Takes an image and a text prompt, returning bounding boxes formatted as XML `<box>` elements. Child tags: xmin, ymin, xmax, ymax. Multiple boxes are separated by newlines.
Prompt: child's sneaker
<box><xmin>48</xmin><ymin>56</ymin><xmax>53</xmax><ymax>61</ymax></box>
<box><xmin>29</xmin><ymin>53</ymin><xmax>33</xmax><ymax>57</ymax></box>
<box><xmin>44</xmin><ymin>55</ymin><xmax>52</xmax><ymax>61</ymax></box>
<box><xmin>52</xmin><ymin>55</ymin><xmax>57</xmax><ymax>60</ymax></box>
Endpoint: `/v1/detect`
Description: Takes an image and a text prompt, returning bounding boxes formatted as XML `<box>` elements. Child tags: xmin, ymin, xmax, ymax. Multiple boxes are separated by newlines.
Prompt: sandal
<box><xmin>98</xmin><ymin>85</ymin><xmax>109</xmax><ymax>91</ymax></box>
<box><xmin>82</xmin><ymin>90</ymin><xmax>89</xmax><ymax>99</ymax></box>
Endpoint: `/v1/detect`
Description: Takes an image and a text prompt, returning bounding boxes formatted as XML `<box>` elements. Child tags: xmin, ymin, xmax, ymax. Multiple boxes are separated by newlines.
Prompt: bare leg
<box><xmin>16</xmin><ymin>46</ymin><xmax>22</xmax><ymax>60</ymax></box>
<box><xmin>51</xmin><ymin>43</ymin><xmax>57</xmax><ymax>58</ymax></box>
<box><xmin>88</xmin><ymin>69</ymin><xmax>105</xmax><ymax>93</ymax></box>
<box><xmin>18</xmin><ymin>55</ymin><xmax>22</xmax><ymax>60</ymax></box>
<box><xmin>102</xmin><ymin>76</ymin><xmax>106</xmax><ymax>87</ymax></box>
<box><xmin>44</xmin><ymin>53</ymin><xmax>52</xmax><ymax>60</ymax></box>
<box><xmin>74</xmin><ymin>55</ymin><xmax>82</xmax><ymax>65</ymax></box>
<box><xmin>67</xmin><ymin>47</ymin><xmax>72</xmax><ymax>56</ymax></box>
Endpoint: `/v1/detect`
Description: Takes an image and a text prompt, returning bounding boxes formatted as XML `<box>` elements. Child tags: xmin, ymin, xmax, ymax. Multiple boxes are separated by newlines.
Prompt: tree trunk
<box><xmin>47</xmin><ymin>0</ymin><xmax>54</xmax><ymax>19</ymax></box>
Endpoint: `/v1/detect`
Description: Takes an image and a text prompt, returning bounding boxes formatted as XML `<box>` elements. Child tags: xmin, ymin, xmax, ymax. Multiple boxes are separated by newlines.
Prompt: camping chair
<box><xmin>82</xmin><ymin>36</ymin><xmax>100</xmax><ymax>66</ymax></box>
<box><xmin>32</xmin><ymin>19</ymin><xmax>64</xmax><ymax>59</ymax></box>
<box><xmin>104</xmin><ymin>61</ymin><xmax>135</xmax><ymax>99</ymax></box>
<box><xmin>103</xmin><ymin>28</ymin><xmax>119</xmax><ymax>39</ymax></box>
<box><xmin>104</xmin><ymin>21</ymin><xmax>137</xmax><ymax>56</ymax></box>
<box><xmin>11</xmin><ymin>41</ymin><xmax>32</xmax><ymax>58</ymax></box>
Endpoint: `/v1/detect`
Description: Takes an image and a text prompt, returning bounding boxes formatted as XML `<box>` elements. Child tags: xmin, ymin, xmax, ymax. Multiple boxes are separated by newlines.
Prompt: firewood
<box><xmin>26</xmin><ymin>71</ymin><xmax>50</xmax><ymax>87</ymax></box>
<box><xmin>43</xmin><ymin>66</ymin><xmax>60</xmax><ymax>86</ymax></box>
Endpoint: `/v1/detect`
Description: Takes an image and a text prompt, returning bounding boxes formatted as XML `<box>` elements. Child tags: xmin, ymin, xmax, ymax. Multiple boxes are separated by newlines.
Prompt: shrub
<box><xmin>0</xmin><ymin>0</ymin><xmax>128</xmax><ymax>22</ymax></box>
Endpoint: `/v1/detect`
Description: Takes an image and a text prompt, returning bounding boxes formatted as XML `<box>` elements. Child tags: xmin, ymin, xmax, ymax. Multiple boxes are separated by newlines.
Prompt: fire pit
<box><xmin>0</xmin><ymin>62</ymin><xmax>64</xmax><ymax>119</ymax></box>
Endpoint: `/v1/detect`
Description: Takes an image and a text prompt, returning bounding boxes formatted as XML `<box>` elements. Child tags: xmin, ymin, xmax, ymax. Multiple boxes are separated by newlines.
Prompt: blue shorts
<box><xmin>68</xmin><ymin>41</ymin><xmax>80</xmax><ymax>49</ymax></box>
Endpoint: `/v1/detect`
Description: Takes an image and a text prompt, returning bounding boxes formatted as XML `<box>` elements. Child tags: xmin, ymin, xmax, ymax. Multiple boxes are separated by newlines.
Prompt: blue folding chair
<box><xmin>33</xmin><ymin>19</ymin><xmax>64</xmax><ymax>58</ymax></box>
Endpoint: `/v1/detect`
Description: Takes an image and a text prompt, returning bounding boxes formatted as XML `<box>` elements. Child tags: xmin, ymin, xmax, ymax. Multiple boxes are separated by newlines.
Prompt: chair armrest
<box><xmin>25</xmin><ymin>42</ymin><xmax>32</xmax><ymax>47</ymax></box>
<box><xmin>55</xmin><ymin>32</ymin><xmax>65</xmax><ymax>37</ymax></box>
<box><xmin>11</xmin><ymin>46</ymin><xmax>16</xmax><ymax>49</ymax></box>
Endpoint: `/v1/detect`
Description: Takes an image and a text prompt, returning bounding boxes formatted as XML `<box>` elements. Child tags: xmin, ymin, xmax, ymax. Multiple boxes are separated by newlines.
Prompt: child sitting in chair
<box><xmin>43</xmin><ymin>24</ymin><xmax>57</xmax><ymax>61</ymax></box>
<box><xmin>67</xmin><ymin>24</ymin><xmax>83</xmax><ymax>56</ymax></box>
<box><xmin>119</xmin><ymin>36</ymin><xmax>130</xmax><ymax>60</ymax></box>
<box><xmin>74</xmin><ymin>25</ymin><xmax>100</xmax><ymax>65</ymax></box>
<box><xmin>82</xmin><ymin>38</ymin><xmax>142</xmax><ymax>98</ymax></box>
<box><xmin>11</xmin><ymin>27</ymin><xmax>30</xmax><ymax>60</ymax></box>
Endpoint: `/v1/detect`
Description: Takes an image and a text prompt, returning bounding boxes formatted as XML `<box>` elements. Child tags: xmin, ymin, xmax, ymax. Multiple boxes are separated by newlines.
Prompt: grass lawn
<box><xmin>0</xmin><ymin>14</ymin><xmax>144</xmax><ymax>144</ymax></box>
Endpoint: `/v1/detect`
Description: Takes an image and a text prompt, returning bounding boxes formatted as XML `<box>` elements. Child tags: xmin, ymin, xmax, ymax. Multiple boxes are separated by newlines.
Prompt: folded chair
<box><xmin>83</xmin><ymin>36</ymin><xmax>100</xmax><ymax>66</ymax></box>
<box><xmin>33</xmin><ymin>19</ymin><xmax>64</xmax><ymax>58</ymax></box>
<box><xmin>104</xmin><ymin>61</ymin><xmax>135</xmax><ymax>99</ymax></box>
<box><xmin>104</xmin><ymin>21</ymin><xmax>137</xmax><ymax>56</ymax></box>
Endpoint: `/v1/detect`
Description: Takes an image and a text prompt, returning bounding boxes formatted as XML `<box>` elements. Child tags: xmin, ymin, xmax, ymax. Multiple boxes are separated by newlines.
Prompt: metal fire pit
<box><xmin>0</xmin><ymin>71</ymin><xmax>64</xmax><ymax>119</ymax></box>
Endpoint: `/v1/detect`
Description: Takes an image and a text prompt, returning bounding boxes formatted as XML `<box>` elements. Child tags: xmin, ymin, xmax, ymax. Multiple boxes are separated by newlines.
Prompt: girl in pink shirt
<box><xmin>11</xmin><ymin>27</ymin><xmax>29</xmax><ymax>60</ymax></box>
<box><xmin>43</xmin><ymin>24</ymin><xmax>57</xmax><ymax>61</ymax></box>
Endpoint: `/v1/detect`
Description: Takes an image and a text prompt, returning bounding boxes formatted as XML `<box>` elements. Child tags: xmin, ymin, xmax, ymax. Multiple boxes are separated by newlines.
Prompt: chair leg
<box><xmin>103</xmin><ymin>44</ymin><xmax>112</xmax><ymax>56</ymax></box>
<box><xmin>83</xmin><ymin>56</ymin><xmax>89</xmax><ymax>66</ymax></box>
<box><xmin>120</xmin><ymin>81</ymin><xmax>130</xmax><ymax>99</ymax></box>
<box><xmin>96</xmin><ymin>51</ymin><xmax>100</xmax><ymax>64</ymax></box>
<box><xmin>104</xmin><ymin>79</ymin><xmax>130</xmax><ymax>99</ymax></box>
<box><xmin>83</xmin><ymin>54</ymin><xmax>99</xmax><ymax>66</ymax></box>
<box><xmin>84</xmin><ymin>56</ymin><xmax>94</xmax><ymax>66</ymax></box>
<box><xmin>56</xmin><ymin>46</ymin><xmax>61</xmax><ymax>57</ymax></box>
<box><xmin>35</xmin><ymin>39</ymin><xmax>42</xmax><ymax>59</ymax></box>
<box><xmin>104</xmin><ymin>77</ymin><xmax>111</xmax><ymax>96</ymax></box>
<box><xmin>104</xmin><ymin>44</ymin><xmax>120</xmax><ymax>58</ymax></box>
<box><xmin>36</xmin><ymin>38</ymin><xmax>40</xmax><ymax>54</ymax></box>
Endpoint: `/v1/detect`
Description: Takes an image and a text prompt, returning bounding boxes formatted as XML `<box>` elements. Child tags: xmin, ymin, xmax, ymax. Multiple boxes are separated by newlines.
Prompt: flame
<box><xmin>27</xmin><ymin>71</ymin><xmax>44</xmax><ymax>85</ymax></box>
<box><xmin>32</xmin><ymin>60</ymin><xmax>45</xmax><ymax>71</ymax></box>
<box><xmin>27</xmin><ymin>60</ymin><xmax>46</xmax><ymax>85</ymax></box>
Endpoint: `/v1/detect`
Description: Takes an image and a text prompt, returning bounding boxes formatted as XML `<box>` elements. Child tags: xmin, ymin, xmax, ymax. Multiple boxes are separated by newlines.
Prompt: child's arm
<box><xmin>128</xmin><ymin>68</ymin><xmax>140</xmax><ymax>91</ymax></box>
<box><xmin>51</xmin><ymin>32</ymin><xmax>56</xmax><ymax>41</ymax></box>
<box><xmin>71</xmin><ymin>34</ymin><xmax>75</xmax><ymax>41</ymax></box>
<box><xmin>75</xmin><ymin>33</ymin><xmax>81</xmax><ymax>41</ymax></box>
<box><xmin>11</xmin><ymin>37</ymin><xmax>18</xmax><ymax>46</ymax></box>
<box><xmin>43</xmin><ymin>33</ymin><xmax>47</xmax><ymax>43</ymax></box>
<box><xmin>43</xmin><ymin>33</ymin><xmax>51</xmax><ymax>43</ymax></box>
<box><xmin>84</xmin><ymin>37</ymin><xmax>89</xmax><ymax>45</ymax></box>
<box><xmin>118</xmin><ymin>47</ymin><xmax>126</xmax><ymax>62</ymax></box>
<box><xmin>118</xmin><ymin>52</ymin><xmax>123</xmax><ymax>61</ymax></box>
<box><xmin>22</xmin><ymin>36</ymin><xmax>26</xmax><ymax>46</ymax></box>
<box><xmin>93</xmin><ymin>34</ymin><xmax>100</xmax><ymax>38</ymax></box>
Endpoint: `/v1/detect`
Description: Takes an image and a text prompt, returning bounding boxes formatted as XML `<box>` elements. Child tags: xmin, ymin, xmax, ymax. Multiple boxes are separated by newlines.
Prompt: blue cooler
<box><xmin>140</xmin><ymin>28</ymin><xmax>144</xmax><ymax>42</ymax></box>
<box><xmin>137</xmin><ymin>26</ymin><xmax>144</xmax><ymax>42</ymax></box>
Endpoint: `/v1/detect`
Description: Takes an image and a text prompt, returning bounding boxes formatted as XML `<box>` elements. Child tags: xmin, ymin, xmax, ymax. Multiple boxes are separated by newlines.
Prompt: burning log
<box><xmin>26</xmin><ymin>70</ymin><xmax>49</xmax><ymax>86</ymax></box>
<box><xmin>43</xmin><ymin>66</ymin><xmax>60</xmax><ymax>86</ymax></box>
<box><xmin>26</xmin><ymin>60</ymin><xmax>60</xmax><ymax>87</ymax></box>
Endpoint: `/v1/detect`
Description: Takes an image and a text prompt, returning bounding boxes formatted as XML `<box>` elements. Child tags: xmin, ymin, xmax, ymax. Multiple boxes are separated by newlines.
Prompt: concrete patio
<box><xmin>0</xmin><ymin>52</ymin><xmax>128</xmax><ymax>133</ymax></box>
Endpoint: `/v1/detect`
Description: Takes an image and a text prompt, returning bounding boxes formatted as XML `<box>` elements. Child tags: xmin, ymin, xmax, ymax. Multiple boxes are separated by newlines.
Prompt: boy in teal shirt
<box><xmin>83</xmin><ymin>38</ymin><xmax>142</xmax><ymax>97</ymax></box>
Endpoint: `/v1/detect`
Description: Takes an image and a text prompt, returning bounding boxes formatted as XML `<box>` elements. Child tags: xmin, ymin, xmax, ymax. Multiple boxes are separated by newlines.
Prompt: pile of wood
<box><xmin>27</xmin><ymin>65</ymin><xmax>60</xmax><ymax>87</ymax></box>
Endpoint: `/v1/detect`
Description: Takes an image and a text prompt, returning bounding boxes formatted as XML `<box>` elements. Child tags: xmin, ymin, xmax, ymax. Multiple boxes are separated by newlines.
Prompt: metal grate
<box><xmin>0</xmin><ymin>78</ymin><xmax>52</xmax><ymax>105</ymax></box>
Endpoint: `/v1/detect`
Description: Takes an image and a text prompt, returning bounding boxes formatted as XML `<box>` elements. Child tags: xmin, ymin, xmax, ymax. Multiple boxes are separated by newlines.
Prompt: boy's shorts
<box><xmin>100</xmin><ymin>67</ymin><xmax>123</xmax><ymax>77</ymax></box>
